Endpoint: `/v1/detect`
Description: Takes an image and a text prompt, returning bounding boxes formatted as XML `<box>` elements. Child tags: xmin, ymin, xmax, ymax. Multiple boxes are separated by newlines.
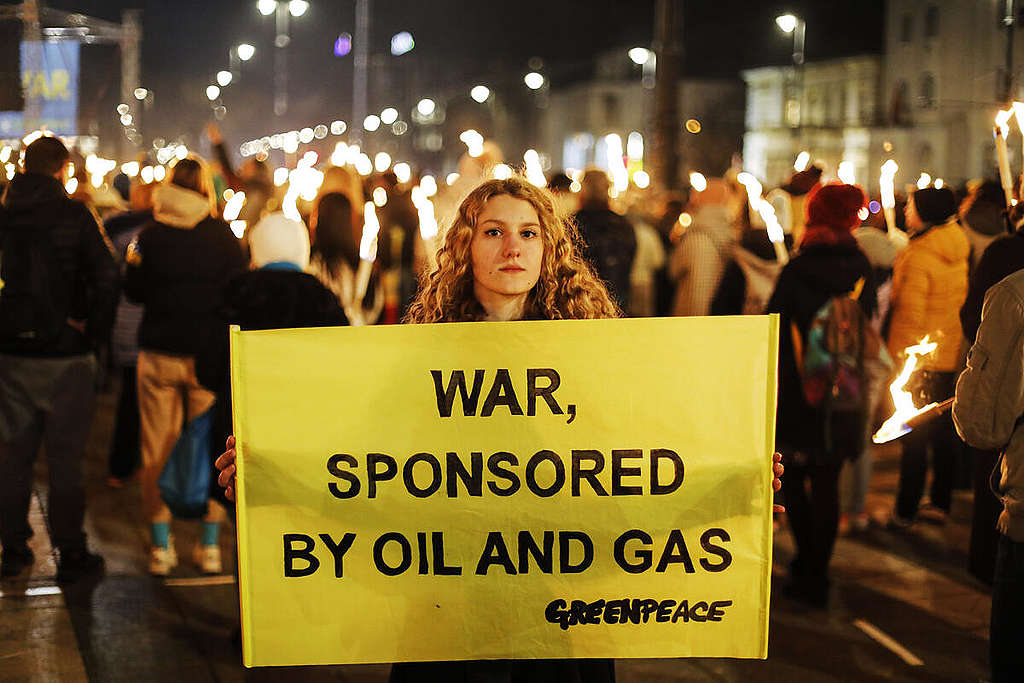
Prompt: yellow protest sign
<box><xmin>230</xmin><ymin>315</ymin><xmax>779</xmax><ymax>667</ymax></box>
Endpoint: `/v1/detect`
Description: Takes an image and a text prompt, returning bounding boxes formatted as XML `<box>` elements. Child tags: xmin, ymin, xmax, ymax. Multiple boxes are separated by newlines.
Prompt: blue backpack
<box><xmin>159</xmin><ymin>409</ymin><xmax>213</xmax><ymax>518</ymax></box>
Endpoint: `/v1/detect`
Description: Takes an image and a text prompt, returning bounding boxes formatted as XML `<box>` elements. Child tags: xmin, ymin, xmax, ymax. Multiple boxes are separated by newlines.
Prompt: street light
<box><xmin>775</xmin><ymin>13</ymin><xmax>806</xmax><ymax>128</ymax></box>
<box><xmin>775</xmin><ymin>13</ymin><xmax>805</xmax><ymax>65</ymax></box>
<box><xmin>628</xmin><ymin>47</ymin><xmax>651</xmax><ymax>65</ymax></box>
<box><xmin>470</xmin><ymin>85</ymin><xmax>490</xmax><ymax>103</ymax></box>
<box><xmin>289</xmin><ymin>0</ymin><xmax>309</xmax><ymax>16</ymax></box>
<box><xmin>217</xmin><ymin>70</ymin><xmax>233</xmax><ymax>87</ymax></box>
<box><xmin>524</xmin><ymin>71</ymin><xmax>544</xmax><ymax>90</ymax></box>
<box><xmin>257</xmin><ymin>0</ymin><xmax>276</xmax><ymax>15</ymax></box>
<box><xmin>133</xmin><ymin>87</ymin><xmax>148</xmax><ymax>100</ymax></box>
<box><xmin>257</xmin><ymin>0</ymin><xmax>310</xmax><ymax>116</ymax></box>
<box><xmin>380</xmin><ymin>107</ymin><xmax>398</xmax><ymax>125</ymax></box>
<box><xmin>236</xmin><ymin>43</ymin><xmax>256</xmax><ymax>61</ymax></box>
<box><xmin>206</xmin><ymin>85</ymin><xmax>221</xmax><ymax>101</ymax></box>
<box><xmin>390</xmin><ymin>31</ymin><xmax>414</xmax><ymax>56</ymax></box>
<box><xmin>416</xmin><ymin>98</ymin><xmax>436</xmax><ymax>117</ymax></box>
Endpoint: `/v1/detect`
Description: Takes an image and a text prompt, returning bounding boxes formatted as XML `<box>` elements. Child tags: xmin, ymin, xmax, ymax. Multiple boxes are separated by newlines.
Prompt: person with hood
<box><xmin>124</xmin><ymin>156</ymin><xmax>247</xmax><ymax>576</ymax></box>
<box><xmin>0</xmin><ymin>135</ymin><xmax>118</xmax><ymax>582</ymax></box>
<box><xmin>960</xmin><ymin>180</ymin><xmax>1007</xmax><ymax>274</ymax></box>
<box><xmin>887</xmin><ymin>187</ymin><xmax>970</xmax><ymax>527</ymax></box>
<box><xmin>196</xmin><ymin>213</ymin><xmax>348</xmax><ymax>514</ymax></box>
<box><xmin>767</xmin><ymin>182</ymin><xmax>877</xmax><ymax>607</ymax></box>
<box><xmin>952</xmin><ymin>268</ymin><xmax>1024</xmax><ymax>682</ymax></box>
<box><xmin>573</xmin><ymin>169</ymin><xmax>637</xmax><ymax>311</ymax></box>
<box><xmin>669</xmin><ymin>177</ymin><xmax>738</xmax><ymax>316</ymax></box>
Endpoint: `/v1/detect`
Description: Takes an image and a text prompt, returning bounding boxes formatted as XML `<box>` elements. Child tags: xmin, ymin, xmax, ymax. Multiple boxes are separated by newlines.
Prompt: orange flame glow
<box><xmin>872</xmin><ymin>336</ymin><xmax>939</xmax><ymax>444</ymax></box>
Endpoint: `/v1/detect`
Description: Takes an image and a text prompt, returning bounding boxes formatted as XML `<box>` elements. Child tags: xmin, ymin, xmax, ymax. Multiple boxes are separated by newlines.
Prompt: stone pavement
<box><xmin>0</xmin><ymin>380</ymin><xmax>992</xmax><ymax>682</ymax></box>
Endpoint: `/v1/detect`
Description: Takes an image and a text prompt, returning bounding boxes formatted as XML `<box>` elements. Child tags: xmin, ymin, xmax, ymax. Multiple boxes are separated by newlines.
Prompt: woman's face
<box><xmin>470</xmin><ymin>194</ymin><xmax>544</xmax><ymax>302</ymax></box>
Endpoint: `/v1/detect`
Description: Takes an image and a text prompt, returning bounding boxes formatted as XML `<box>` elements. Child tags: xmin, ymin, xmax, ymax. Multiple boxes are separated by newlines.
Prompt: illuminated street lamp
<box><xmin>206</xmin><ymin>85</ymin><xmax>221</xmax><ymax>101</ymax></box>
<box><xmin>236</xmin><ymin>43</ymin><xmax>255</xmax><ymax>61</ymax></box>
<box><xmin>627</xmin><ymin>45</ymin><xmax>656</xmax><ymax>89</ymax></box>
<box><xmin>257</xmin><ymin>0</ymin><xmax>311</xmax><ymax>116</ymax></box>
<box><xmin>524</xmin><ymin>71</ymin><xmax>544</xmax><ymax>90</ymax></box>
<box><xmin>390</xmin><ymin>31</ymin><xmax>414</xmax><ymax>56</ymax></box>
<box><xmin>133</xmin><ymin>87</ymin><xmax>148</xmax><ymax>100</ymax></box>
<box><xmin>417</xmin><ymin>98</ymin><xmax>437</xmax><ymax>117</ymax></box>
<box><xmin>775</xmin><ymin>13</ymin><xmax>806</xmax><ymax>128</ymax></box>
<box><xmin>229</xmin><ymin>44</ymin><xmax>255</xmax><ymax>81</ymax></box>
<box><xmin>470</xmin><ymin>85</ymin><xmax>490</xmax><ymax>103</ymax></box>
<box><xmin>217</xmin><ymin>70</ymin><xmax>233</xmax><ymax>87</ymax></box>
<box><xmin>628</xmin><ymin>47</ymin><xmax>651</xmax><ymax>65</ymax></box>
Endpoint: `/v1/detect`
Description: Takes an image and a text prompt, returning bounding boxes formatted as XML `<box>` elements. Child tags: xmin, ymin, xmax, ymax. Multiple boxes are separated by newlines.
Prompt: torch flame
<box><xmin>872</xmin><ymin>336</ymin><xmax>939</xmax><ymax>444</ymax></box>
<box><xmin>359</xmin><ymin>201</ymin><xmax>380</xmax><ymax>262</ymax></box>
<box><xmin>996</xmin><ymin>108</ymin><xmax>1013</xmax><ymax>137</ymax></box>
<box><xmin>880</xmin><ymin>159</ymin><xmax>899</xmax><ymax>209</ymax></box>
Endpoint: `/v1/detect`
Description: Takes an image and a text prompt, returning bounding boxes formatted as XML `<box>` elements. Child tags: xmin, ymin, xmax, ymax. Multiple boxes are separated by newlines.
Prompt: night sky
<box><xmin>38</xmin><ymin>0</ymin><xmax>885</xmax><ymax>155</ymax></box>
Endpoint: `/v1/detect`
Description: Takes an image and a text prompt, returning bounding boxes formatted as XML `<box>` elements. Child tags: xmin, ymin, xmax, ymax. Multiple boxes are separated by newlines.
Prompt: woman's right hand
<box><xmin>215</xmin><ymin>435</ymin><xmax>237</xmax><ymax>502</ymax></box>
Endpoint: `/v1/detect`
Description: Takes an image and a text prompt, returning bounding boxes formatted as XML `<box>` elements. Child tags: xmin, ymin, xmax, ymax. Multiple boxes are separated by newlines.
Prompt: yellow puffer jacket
<box><xmin>887</xmin><ymin>220</ymin><xmax>970</xmax><ymax>370</ymax></box>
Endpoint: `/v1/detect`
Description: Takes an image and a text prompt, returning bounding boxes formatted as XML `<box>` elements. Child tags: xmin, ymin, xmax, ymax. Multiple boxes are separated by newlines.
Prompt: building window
<box><xmin>925</xmin><ymin>5</ymin><xmax>940</xmax><ymax>39</ymax></box>
<box><xmin>919</xmin><ymin>72</ymin><xmax>936</xmax><ymax>108</ymax></box>
<box><xmin>901</xmin><ymin>13</ymin><xmax>913</xmax><ymax>42</ymax></box>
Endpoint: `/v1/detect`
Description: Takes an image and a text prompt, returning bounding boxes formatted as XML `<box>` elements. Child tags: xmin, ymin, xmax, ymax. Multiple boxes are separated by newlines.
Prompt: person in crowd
<box><xmin>317</xmin><ymin>164</ymin><xmax>364</xmax><ymax>246</ymax></box>
<box><xmin>959</xmin><ymin>179</ymin><xmax>1007</xmax><ymax>274</ymax></box>
<box><xmin>104</xmin><ymin>181</ymin><xmax>157</xmax><ymax>487</ymax></box>
<box><xmin>214</xmin><ymin>175</ymin><xmax>785</xmax><ymax>679</ymax></box>
<box><xmin>767</xmin><ymin>165</ymin><xmax>822</xmax><ymax>247</ymax></box>
<box><xmin>0</xmin><ymin>135</ymin><xmax>118</xmax><ymax>582</ymax></box>
<box><xmin>206</xmin><ymin>122</ymin><xmax>274</xmax><ymax>223</ymax></box>
<box><xmin>374</xmin><ymin>172</ymin><xmax>420</xmax><ymax>319</ymax></box>
<box><xmin>573</xmin><ymin>169</ymin><xmax>637</xmax><ymax>311</ymax></box>
<box><xmin>952</xmin><ymin>268</ymin><xmax>1024</xmax><ymax>683</ymax></box>
<box><xmin>624</xmin><ymin>198</ymin><xmax>666</xmax><ymax>317</ymax></box>
<box><xmin>654</xmin><ymin>196</ymin><xmax>686</xmax><ymax>315</ymax></box>
<box><xmin>196</xmin><ymin>212</ymin><xmax>348</xmax><ymax>513</ymax></box>
<box><xmin>669</xmin><ymin>177</ymin><xmax>738</xmax><ymax>316</ymax></box>
<box><xmin>837</xmin><ymin>211</ymin><xmax>902</xmax><ymax>534</ymax></box>
<box><xmin>959</xmin><ymin>199</ymin><xmax>1024</xmax><ymax>584</ymax></box>
<box><xmin>887</xmin><ymin>187</ymin><xmax>969</xmax><ymax>527</ymax></box>
<box><xmin>308</xmin><ymin>191</ymin><xmax>383</xmax><ymax>326</ymax></box>
<box><xmin>767</xmin><ymin>182</ymin><xmax>876</xmax><ymax>607</ymax></box>
<box><xmin>124</xmin><ymin>156</ymin><xmax>247</xmax><ymax>576</ymax></box>
<box><xmin>709</xmin><ymin>199</ymin><xmax>790</xmax><ymax>316</ymax></box>
<box><xmin>546</xmin><ymin>171</ymin><xmax>578</xmax><ymax>217</ymax></box>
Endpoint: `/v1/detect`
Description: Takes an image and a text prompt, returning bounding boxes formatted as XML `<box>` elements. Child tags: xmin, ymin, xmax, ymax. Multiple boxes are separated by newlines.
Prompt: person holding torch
<box><xmin>214</xmin><ymin>175</ymin><xmax>785</xmax><ymax>680</ymax></box>
<box><xmin>886</xmin><ymin>187</ymin><xmax>969</xmax><ymax>528</ymax></box>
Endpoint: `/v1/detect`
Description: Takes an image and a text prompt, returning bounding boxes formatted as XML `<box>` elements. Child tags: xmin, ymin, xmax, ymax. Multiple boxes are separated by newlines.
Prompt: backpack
<box><xmin>791</xmin><ymin>279</ymin><xmax>886</xmax><ymax>458</ymax></box>
<box><xmin>0</xmin><ymin>220</ymin><xmax>70</xmax><ymax>351</ymax></box>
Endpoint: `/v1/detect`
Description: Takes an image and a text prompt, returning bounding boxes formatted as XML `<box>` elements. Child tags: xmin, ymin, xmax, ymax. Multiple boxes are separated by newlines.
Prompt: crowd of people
<box><xmin>0</xmin><ymin>128</ymin><xmax>1022</xmax><ymax>680</ymax></box>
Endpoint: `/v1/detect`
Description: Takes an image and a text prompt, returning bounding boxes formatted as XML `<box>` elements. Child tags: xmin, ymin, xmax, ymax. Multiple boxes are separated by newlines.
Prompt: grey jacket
<box><xmin>953</xmin><ymin>269</ymin><xmax>1024</xmax><ymax>541</ymax></box>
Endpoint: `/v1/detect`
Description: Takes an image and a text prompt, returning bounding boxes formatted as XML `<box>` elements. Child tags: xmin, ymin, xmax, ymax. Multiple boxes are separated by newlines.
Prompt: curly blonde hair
<box><xmin>405</xmin><ymin>176</ymin><xmax>620</xmax><ymax>323</ymax></box>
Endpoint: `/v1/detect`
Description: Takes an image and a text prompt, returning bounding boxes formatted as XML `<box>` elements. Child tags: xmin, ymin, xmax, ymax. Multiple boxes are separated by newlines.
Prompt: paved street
<box><xmin>1</xmin><ymin>379</ymin><xmax>990</xmax><ymax>682</ymax></box>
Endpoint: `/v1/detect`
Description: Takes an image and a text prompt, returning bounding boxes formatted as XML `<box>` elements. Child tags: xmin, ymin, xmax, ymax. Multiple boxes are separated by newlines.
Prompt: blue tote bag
<box><xmin>158</xmin><ymin>409</ymin><xmax>213</xmax><ymax>518</ymax></box>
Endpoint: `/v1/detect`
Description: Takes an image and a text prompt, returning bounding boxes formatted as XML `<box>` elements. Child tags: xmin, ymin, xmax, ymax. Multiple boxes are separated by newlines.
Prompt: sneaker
<box><xmin>57</xmin><ymin>549</ymin><xmax>105</xmax><ymax>583</ymax></box>
<box><xmin>1</xmin><ymin>545</ymin><xmax>34</xmax><ymax>578</ymax></box>
<box><xmin>149</xmin><ymin>545</ymin><xmax>178</xmax><ymax>576</ymax></box>
<box><xmin>192</xmin><ymin>544</ymin><xmax>222</xmax><ymax>574</ymax></box>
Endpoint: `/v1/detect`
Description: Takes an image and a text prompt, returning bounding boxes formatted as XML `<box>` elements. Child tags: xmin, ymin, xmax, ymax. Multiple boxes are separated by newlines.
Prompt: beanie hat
<box><xmin>912</xmin><ymin>187</ymin><xmax>957</xmax><ymax>225</ymax></box>
<box><xmin>781</xmin><ymin>165</ymin><xmax>823</xmax><ymax>196</ymax></box>
<box><xmin>248</xmin><ymin>213</ymin><xmax>310</xmax><ymax>270</ymax></box>
<box><xmin>805</xmin><ymin>182</ymin><xmax>866</xmax><ymax>233</ymax></box>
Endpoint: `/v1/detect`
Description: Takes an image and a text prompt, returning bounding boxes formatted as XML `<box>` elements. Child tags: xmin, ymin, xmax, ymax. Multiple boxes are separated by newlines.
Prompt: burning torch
<box><xmin>872</xmin><ymin>336</ymin><xmax>952</xmax><ymax>444</ymax></box>
<box><xmin>355</xmin><ymin>201</ymin><xmax>381</xmax><ymax>308</ymax></box>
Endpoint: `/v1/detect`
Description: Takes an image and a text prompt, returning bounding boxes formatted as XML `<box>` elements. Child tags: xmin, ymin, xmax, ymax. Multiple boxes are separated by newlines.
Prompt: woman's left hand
<box><xmin>771</xmin><ymin>452</ymin><xmax>784</xmax><ymax>513</ymax></box>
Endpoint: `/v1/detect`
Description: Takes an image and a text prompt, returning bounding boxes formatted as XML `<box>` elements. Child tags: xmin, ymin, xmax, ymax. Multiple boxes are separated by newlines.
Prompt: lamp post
<box><xmin>776</xmin><ymin>13</ymin><xmax>805</xmax><ymax>128</ymax></box>
<box><xmin>258</xmin><ymin>0</ymin><xmax>309</xmax><ymax>117</ymax></box>
<box><xmin>229</xmin><ymin>43</ymin><xmax>255</xmax><ymax>80</ymax></box>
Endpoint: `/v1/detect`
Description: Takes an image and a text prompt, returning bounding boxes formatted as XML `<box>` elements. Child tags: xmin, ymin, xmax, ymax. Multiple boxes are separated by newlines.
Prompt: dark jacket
<box><xmin>710</xmin><ymin>230</ymin><xmax>790</xmax><ymax>316</ymax></box>
<box><xmin>766</xmin><ymin>240</ymin><xmax>874</xmax><ymax>459</ymax></box>
<box><xmin>960</xmin><ymin>230</ymin><xmax>1024</xmax><ymax>343</ymax></box>
<box><xmin>0</xmin><ymin>173</ymin><xmax>118</xmax><ymax>356</ymax></box>
<box><xmin>106</xmin><ymin>210</ymin><xmax>152</xmax><ymax>367</ymax></box>
<box><xmin>573</xmin><ymin>204</ymin><xmax>637</xmax><ymax>310</ymax></box>
<box><xmin>123</xmin><ymin>185</ymin><xmax>246</xmax><ymax>355</ymax></box>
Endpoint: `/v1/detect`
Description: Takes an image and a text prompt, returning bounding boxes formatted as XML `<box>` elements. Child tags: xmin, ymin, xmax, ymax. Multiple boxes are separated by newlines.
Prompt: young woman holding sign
<box><xmin>215</xmin><ymin>175</ymin><xmax>784</xmax><ymax>681</ymax></box>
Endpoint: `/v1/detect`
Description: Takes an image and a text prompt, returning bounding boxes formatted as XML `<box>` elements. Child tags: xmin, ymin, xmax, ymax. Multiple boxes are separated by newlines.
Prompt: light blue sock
<box><xmin>151</xmin><ymin>522</ymin><xmax>170</xmax><ymax>549</ymax></box>
<box><xmin>200</xmin><ymin>522</ymin><xmax>220</xmax><ymax>547</ymax></box>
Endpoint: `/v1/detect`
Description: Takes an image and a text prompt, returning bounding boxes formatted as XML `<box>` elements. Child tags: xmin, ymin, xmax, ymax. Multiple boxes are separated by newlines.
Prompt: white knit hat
<box><xmin>248</xmin><ymin>213</ymin><xmax>310</xmax><ymax>270</ymax></box>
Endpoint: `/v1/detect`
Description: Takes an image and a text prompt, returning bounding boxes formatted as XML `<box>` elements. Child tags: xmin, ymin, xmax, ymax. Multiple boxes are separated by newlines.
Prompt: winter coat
<box><xmin>669</xmin><ymin>204</ymin><xmax>735</xmax><ymax>317</ymax></box>
<box><xmin>953</xmin><ymin>269</ymin><xmax>1024</xmax><ymax>541</ymax></box>
<box><xmin>123</xmin><ymin>184</ymin><xmax>247</xmax><ymax>356</ymax></box>
<box><xmin>573</xmin><ymin>204</ymin><xmax>637</xmax><ymax>311</ymax></box>
<box><xmin>0</xmin><ymin>173</ymin><xmax>118</xmax><ymax>356</ymax></box>
<box><xmin>766</xmin><ymin>240</ymin><xmax>875</xmax><ymax>458</ymax></box>
<box><xmin>710</xmin><ymin>230</ymin><xmax>786</xmax><ymax>316</ymax></box>
<box><xmin>105</xmin><ymin>210</ymin><xmax>152</xmax><ymax>367</ymax></box>
<box><xmin>853</xmin><ymin>225</ymin><xmax>903</xmax><ymax>333</ymax></box>
<box><xmin>887</xmin><ymin>220</ymin><xmax>969</xmax><ymax>371</ymax></box>
<box><xmin>960</xmin><ymin>230</ymin><xmax>1024</xmax><ymax>343</ymax></box>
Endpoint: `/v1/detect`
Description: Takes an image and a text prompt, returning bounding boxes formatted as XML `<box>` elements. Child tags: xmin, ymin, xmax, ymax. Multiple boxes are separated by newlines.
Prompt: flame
<box><xmin>1014</xmin><ymin>101</ymin><xmax>1024</xmax><ymax>133</ymax></box>
<box><xmin>360</xmin><ymin>201</ymin><xmax>380</xmax><ymax>262</ymax></box>
<box><xmin>837</xmin><ymin>161</ymin><xmax>855</xmax><ymax>185</ymax></box>
<box><xmin>223</xmin><ymin>191</ymin><xmax>246</xmax><ymax>221</ymax></box>
<box><xmin>996</xmin><ymin>108</ymin><xmax>1013</xmax><ymax>137</ymax></box>
<box><xmin>872</xmin><ymin>336</ymin><xmax>939</xmax><ymax>444</ymax></box>
<box><xmin>794</xmin><ymin>151</ymin><xmax>810</xmax><ymax>172</ymax></box>
<box><xmin>880</xmin><ymin>159</ymin><xmax>898</xmax><ymax>209</ymax></box>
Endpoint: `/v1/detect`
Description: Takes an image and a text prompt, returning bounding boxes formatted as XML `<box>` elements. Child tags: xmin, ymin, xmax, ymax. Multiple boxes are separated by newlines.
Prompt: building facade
<box><xmin>743</xmin><ymin>0</ymin><xmax>1012</xmax><ymax>191</ymax></box>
